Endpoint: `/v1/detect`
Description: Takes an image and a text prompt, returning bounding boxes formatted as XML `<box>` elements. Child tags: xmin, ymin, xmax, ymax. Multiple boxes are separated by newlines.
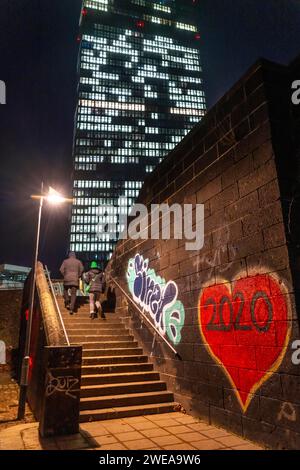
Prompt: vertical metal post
<box><xmin>150</xmin><ymin>332</ymin><xmax>157</xmax><ymax>358</ymax></box>
<box><xmin>18</xmin><ymin>184</ymin><xmax>44</xmax><ymax>420</ymax></box>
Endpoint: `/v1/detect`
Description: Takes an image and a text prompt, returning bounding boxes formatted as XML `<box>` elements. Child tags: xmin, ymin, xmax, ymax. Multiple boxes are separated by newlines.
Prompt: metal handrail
<box><xmin>107</xmin><ymin>274</ymin><xmax>182</xmax><ymax>360</ymax></box>
<box><xmin>45</xmin><ymin>265</ymin><xmax>70</xmax><ymax>346</ymax></box>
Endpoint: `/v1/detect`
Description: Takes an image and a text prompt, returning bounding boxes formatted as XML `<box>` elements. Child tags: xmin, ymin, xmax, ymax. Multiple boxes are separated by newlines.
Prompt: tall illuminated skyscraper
<box><xmin>70</xmin><ymin>0</ymin><xmax>206</xmax><ymax>265</ymax></box>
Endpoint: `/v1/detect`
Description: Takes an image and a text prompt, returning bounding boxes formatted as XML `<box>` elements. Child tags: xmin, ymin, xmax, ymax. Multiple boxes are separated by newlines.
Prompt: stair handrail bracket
<box><xmin>108</xmin><ymin>274</ymin><xmax>182</xmax><ymax>360</ymax></box>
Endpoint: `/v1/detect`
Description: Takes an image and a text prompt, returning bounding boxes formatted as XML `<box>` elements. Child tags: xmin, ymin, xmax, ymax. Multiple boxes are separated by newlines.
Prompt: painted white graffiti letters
<box><xmin>127</xmin><ymin>254</ymin><xmax>185</xmax><ymax>345</ymax></box>
<box><xmin>0</xmin><ymin>80</ymin><xmax>6</xmax><ymax>105</ymax></box>
<box><xmin>45</xmin><ymin>372</ymin><xmax>79</xmax><ymax>400</ymax></box>
<box><xmin>291</xmin><ymin>340</ymin><xmax>300</xmax><ymax>365</ymax></box>
<box><xmin>291</xmin><ymin>80</ymin><xmax>300</xmax><ymax>105</ymax></box>
<box><xmin>0</xmin><ymin>341</ymin><xmax>5</xmax><ymax>365</ymax></box>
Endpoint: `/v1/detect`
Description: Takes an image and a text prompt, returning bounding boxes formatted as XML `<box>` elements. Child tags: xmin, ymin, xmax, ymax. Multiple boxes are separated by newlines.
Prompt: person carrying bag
<box><xmin>84</xmin><ymin>261</ymin><xmax>106</xmax><ymax>320</ymax></box>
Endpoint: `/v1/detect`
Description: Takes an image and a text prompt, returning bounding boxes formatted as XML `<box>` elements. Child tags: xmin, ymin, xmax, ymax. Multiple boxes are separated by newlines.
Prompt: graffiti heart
<box><xmin>127</xmin><ymin>254</ymin><xmax>185</xmax><ymax>345</ymax></box>
<box><xmin>198</xmin><ymin>273</ymin><xmax>291</xmax><ymax>412</ymax></box>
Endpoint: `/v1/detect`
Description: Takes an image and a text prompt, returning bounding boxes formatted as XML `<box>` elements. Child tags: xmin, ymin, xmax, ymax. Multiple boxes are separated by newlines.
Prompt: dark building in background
<box><xmin>70</xmin><ymin>0</ymin><xmax>206</xmax><ymax>265</ymax></box>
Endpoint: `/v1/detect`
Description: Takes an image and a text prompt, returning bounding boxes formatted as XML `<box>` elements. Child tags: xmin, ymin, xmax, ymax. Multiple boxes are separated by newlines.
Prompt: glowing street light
<box><xmin>18</xmin><ymin>184</ymin><xmax>72</xmax><ymax>420</ymax></box>
<box><xmin>31</xmin><ymin>186</ymin><xmax>73</xmax><ymax>205</ymax></box>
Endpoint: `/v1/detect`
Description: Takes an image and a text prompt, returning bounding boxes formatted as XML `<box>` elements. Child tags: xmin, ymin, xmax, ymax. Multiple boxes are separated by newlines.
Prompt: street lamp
<box><xmin>18</xmin><ymin>184</ymin><xmax>73</xmax><ymax>420</ymax></box>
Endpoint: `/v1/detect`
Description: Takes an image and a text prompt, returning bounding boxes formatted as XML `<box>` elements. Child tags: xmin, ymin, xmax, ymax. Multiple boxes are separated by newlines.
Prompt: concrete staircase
<box><xmin>58</xmin><ymin>299</ymin><xmax>176</xmax><ymax>423</ymax></box>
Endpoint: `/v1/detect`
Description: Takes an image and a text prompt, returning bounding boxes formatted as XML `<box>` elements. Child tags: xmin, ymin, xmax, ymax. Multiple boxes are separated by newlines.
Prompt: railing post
<box><xmin>150</xmin><ymin>332</ymin><xmax>157</xmax><ymax>358</ymax></box>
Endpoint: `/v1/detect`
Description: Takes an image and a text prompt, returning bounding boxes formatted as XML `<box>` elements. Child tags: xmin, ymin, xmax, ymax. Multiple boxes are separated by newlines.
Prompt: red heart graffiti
<box><xmin>198</xmin><ymin>274</ymin><xmax>290</xmax><ymax>411</ymax></box>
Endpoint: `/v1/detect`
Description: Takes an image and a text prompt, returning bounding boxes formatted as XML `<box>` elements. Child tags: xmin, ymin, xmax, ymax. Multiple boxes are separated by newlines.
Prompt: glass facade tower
<box><xmin>70</xmin><ymin>0</ymin><xmax>206</xmax><ymax>265</ymax></box>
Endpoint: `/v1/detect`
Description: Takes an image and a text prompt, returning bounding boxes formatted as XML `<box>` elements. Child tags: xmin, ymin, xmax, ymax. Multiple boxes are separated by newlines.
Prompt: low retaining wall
<box><xmin>0</xmin><ymin>290</ymin><xmax>23</xmax><ymax>374</ymax></box>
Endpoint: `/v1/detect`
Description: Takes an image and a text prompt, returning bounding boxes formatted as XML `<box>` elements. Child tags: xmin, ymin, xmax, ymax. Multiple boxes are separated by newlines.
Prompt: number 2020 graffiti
<box><xmin>199</xmin><ymin>274</ymin><xmax>291</xmax><ymax>412</ymax></box>
<box><xmin>205</xmin><ymin>290</ymin><xmax>273</xmax><ymax>333</ymax></box>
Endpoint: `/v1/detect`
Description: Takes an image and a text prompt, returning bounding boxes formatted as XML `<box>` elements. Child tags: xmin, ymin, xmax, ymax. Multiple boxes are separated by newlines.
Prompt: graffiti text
<box><xmin>0</xmin><ymin>80</ymin><xmax>6</xmax><ymax>104</ymax></box>
<box><xmin>45</xmin><ymin>372</ymin><xmax>79</xmax><ymax>400</ymax></box>
<box><xmin>127</xmin><ymin>254</ymin><xmax>185</xmax><ymax>345</ymax></box>
<box><xmin>291</xmin><ymin>340</ymin><xmax>300</xmax><ymax>365</ymax></box>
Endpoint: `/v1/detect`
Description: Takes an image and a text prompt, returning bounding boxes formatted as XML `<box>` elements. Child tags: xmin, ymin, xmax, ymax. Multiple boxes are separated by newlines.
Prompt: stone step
<box><xmin>82</xmin><ymin>362</ymin><xmax>153</xmax><ymax>375</ymax></box>
<box><xmin>82</xmin><ymin>355</ymin><xmax>149</xmax><ymax>365</ymax></box>
<box><xmin>82</xmin><ymin>347</ymin><xmax>143</xmax><ymax>357</ymax></box>
<box><xmin>62</xmin><ymin>314</ymin><xmax>121</xmax><ymax>323</ymax></box>
<box><xmin>81</xmin><ymin>370</ymin><xmax>158</xmax><ymax>385</ymax></box>
<box><xmin>75</xmin><ymin>341</ymin><xmax>138</xmax><ymax>350</ymax></box>
<box><xmin>64</xmin><ymin>321</ymin><xmax>123</xmax><ymax>328</ymax></box>
<box><xmin>79</xmin><ymin>402</ymin><xmax>177</xmax><ymax>423</ymax></box>
<box><xmin>69</xmin><ymin>334</ymin><xmax>133</xmax><ymax>343</ymax></box>
<box><xmin>80</xmin><ymin>390</ymin><xmax>174</xmax><ymax>411</ymax></box>
<box><xmin>63</xmin><ymin>311</ymin><xmax>99</xmax><ymax>316</ymax></box>
<box><xmin>59</xmin><ymin>303</ymin><xmax>111</xmax><ymax>310</ymax></box>
<box><xmin>80</xmin><ymin>380</ymin><xmax>166</xmax><ymax>398</ymax></box>
<box><xmin>66</xmin><ymin>328</ymin><xmax>129</xmax><ymax>335</ymax></box>
<box><xmin>60</xmin><ymin>306</ymin><xmax>117</xmax><ymax>315</ymax></box>
<box><xmin>64</xmin><ymin>321</ymin><xmax>125</xmax><ymax>329</ymax></box>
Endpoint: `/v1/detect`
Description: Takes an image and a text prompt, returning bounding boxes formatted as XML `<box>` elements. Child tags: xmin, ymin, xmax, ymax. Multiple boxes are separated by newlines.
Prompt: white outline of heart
<box><xmin>198</xmin><ymin>270</ymin><xmax>292</xmax><ymax>413</ymax></box>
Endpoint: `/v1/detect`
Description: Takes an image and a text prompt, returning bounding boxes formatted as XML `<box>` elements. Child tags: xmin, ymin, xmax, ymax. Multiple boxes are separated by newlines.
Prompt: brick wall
<box><xmin>107</xmin><ymin>57</ymin><xmax>300</xmax><ymax>449</ymax></box>
<box><xmin>0</xmin><ymin>290</ymin><xmax>23</xmax><ymax>374</ymax></box>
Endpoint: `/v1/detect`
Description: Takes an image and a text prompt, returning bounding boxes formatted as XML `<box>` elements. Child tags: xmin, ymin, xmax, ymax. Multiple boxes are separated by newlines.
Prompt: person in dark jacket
<box><xmin>60</xmin><ymin>252</ymin><xmax>84</xmax><ymax>315</ymax></box>
<box><xmin>84</xmin><ymin>261</ymin><xmax>106</xmax><ymax>319</ymax></box>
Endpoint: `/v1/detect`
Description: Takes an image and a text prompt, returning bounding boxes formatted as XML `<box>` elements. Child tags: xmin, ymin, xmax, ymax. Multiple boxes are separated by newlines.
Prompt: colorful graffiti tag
<box><xmin>127</xmin><ymin>254</ymin><xmax>185</xmax><ymax>345</ymax></box>
<box><xmin>198</xmin><ymin>273</ymin><xmax>291</xmax><ymax>412</ymax></box>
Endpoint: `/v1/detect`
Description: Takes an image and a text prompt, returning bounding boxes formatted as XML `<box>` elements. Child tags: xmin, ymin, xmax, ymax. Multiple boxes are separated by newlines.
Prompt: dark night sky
<box><xmin>0</xmin><ymin>0</ymin><xmax>300</xmax><ymax>275</ymax></box>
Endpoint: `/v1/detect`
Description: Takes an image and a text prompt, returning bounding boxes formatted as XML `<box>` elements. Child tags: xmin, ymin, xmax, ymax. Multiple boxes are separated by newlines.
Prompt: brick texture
<box><xmin>106</xmin><ymin>57</ymin><xmax>300</xmax><ymax>449</ymax></box>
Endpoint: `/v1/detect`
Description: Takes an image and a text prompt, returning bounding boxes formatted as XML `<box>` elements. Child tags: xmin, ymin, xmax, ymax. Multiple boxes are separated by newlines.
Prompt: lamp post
<box><xmin>18</xmin><ymin>185</ymin><xmax>73</xmax><ymax>420</ymax></box>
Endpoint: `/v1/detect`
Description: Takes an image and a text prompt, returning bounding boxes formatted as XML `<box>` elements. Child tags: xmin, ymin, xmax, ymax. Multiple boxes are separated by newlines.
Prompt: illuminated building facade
<box><xmin>70</xmin><ymin>0</ymin><xmax>206</xmax><ymax>265</ymax></box>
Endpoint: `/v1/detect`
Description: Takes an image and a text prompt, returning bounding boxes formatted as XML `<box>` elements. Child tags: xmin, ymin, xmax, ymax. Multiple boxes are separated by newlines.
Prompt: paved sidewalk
<box><xmin>0</xmin><ymin>412</ymin><xmax>263</xmax><ymax>451</ymax></box>
<box><xmin>0</xmin><ymin>376</ymin><xmax>34</xmax><ymax>425</ymax></box>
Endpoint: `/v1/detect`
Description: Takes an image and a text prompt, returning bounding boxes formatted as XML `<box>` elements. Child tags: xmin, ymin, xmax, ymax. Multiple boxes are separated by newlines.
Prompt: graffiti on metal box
<box><xmin>198</xmin><ymin>273</ymin><xmax>291</xmax><ymax>412</ymax></box>
<box><xmin>127</xmin><ymin>253</ymin><xmax>185</xmax><ymax>345</ymax></box>
<box><xmin>45</xmin><ymin>372</ymin><xmax>79</xmax><ymax>400</ymax></box>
